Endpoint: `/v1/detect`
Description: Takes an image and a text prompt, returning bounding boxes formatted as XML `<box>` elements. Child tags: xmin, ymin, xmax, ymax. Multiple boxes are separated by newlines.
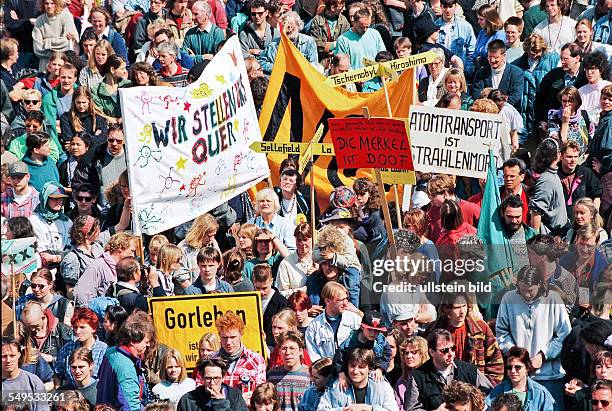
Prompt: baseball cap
<box><xmin>362</xmin><ymin>310</ymin><xmax>387</xmax><ymax>332</ymax></box>
<box><xmin>8</xmin><ymin>161</ymin><xmax>29</xmax><ymax>177</ymax></box>
<box><xmin>47</xmin><ymin>185</ymin><xmax>69</xmax><ymax>198</ymax></box>
<box><xmin>389</xmin><ymin>304</ymin><xmax>419</xmax><ymax>322</ymax></box>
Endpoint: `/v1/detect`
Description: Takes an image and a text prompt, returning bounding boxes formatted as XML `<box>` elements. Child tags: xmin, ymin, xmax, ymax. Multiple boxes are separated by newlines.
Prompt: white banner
<box><xmin>119</xmin><ymin>37</ymin><xmax>270</xmax><ymax>235</ymax></box>
<box><xmin>408</xmin><ymin>106</ymin><xmax>511</xmax><ymax>179</ymax></box>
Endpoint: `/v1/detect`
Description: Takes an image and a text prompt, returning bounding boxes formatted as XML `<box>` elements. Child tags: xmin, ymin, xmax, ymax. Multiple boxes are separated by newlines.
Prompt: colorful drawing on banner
<box><xmin>191</xmin><ymin>83</ymin><xmax>214</xmax><ymax>99</ymax></box>
<box><xmin>136</xmin><ymin>145</ymin><xmax>162</xmax><ymax>168</ymax></box>
<box><xmin>137</xmin><ymin>90</ymin><xmax>154</xmax><ymax>114</ymax></box>
<box><xmin>158</xmin><ymin>168</ymin><xmax>181</xmax><ymax>197</ymax></box>
<box><xmin>120</xmin><ymin>36</ymin><xmax>269</xmax><ymax>235</ymax></box>
<box><xmin>408</xmin><ymin>106</ymin><xmax>510</xmax><ymax>178</ymax></box>
<box><xmin>139</xmin><ymin>124</ymin><xmax>153</xmax><ymax>145</ymax></box>
<box><xmin>149</xmin><ymin>293</ymin><xmax>265</xmax><ymax>370</ymax></box>
<box><xmin>328</xmin><ymin>118</ymin><xmax>414</xmax><ymax>170</ymax></box>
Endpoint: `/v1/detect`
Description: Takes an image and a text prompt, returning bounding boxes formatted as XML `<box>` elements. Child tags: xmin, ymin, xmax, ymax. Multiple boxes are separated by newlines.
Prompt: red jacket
<box><xmin>435</xmin><ymin>222</ymin><xmax>477</xmax><ymax>246</ymax></box>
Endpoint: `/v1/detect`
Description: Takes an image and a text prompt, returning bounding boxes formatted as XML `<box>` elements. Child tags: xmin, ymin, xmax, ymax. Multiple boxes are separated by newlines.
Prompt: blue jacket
<box><xmin>102</xmin><ymin>27</ymin><xmax>129</xmax><ymax>64</ymax></box>
<box><xmin>559</xmin><ymin>249</ymin><xmax>608</xmax><ymax>292</ymax></box>
<box><xmin>472</xmin><ymin>63</ymin><xmax>524</xmax><ymax>110</ymax></box>
<box><xmin>512</xmin><ymin>52</ymin><xmax>560</xmax><ymax>134</ymax></box>
<box><xmin>435</xmin><ymin>16</ymin><xmax>476</xmax><ymax>78</ymax></box>
<box><xmin>474</xmin><ymin>29</ymin><xmax>506</xmax><ymax>67</ymax></box>
<box><xmin>318</xmin><ymin>377</ymin><xmax>399</xmax><ymax>411</ymax></box>
<box><xmin>486</xmin><ymin>377</ymin><xmax>555</xmax><ymax>411</ymax></box>
<box><xmin>96</xmin><ymin>346</ymin><xmax>148</xmax><ymax>411</ymax></box>
<box><xmin>258</xmin><ymin>33</ymin><xmax>318</xmax><ymax>75</ymax></box>
<box><xmin>306</xmin><ymin>267</ymin><xmax>361</xmax><ymax>308</ymax></box>
<box><xmin>594</xmin><ymin>12</ymin><xmax>610</xmax><ymax>44</ymax></box>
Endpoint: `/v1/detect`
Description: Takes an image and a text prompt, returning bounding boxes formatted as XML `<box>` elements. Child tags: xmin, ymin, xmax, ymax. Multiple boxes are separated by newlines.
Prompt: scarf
<box><xmin>35</xmin><ymin>182</ymin><xmax>69</xmax><ymax>223</ymax></box>
<box><xmin>427</xmin><ymin>67</ymin><xmax>447</xmax><ymax>102</ymax></box>
<box><xmin>219</xmin><ymin>346</ymin><xmax>243</xmax><ymax>364</ymax></box>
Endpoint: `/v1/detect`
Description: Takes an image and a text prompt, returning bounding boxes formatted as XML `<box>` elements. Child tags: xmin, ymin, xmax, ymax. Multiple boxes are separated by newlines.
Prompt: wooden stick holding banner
<box><xmin>298</xmin><ymin>125</ymin><xmax>324</xmax><ymax>242</ymax></box>
<box><xmin>11</xmin><ymin>263</ymin><xmax>16</xmax><ymax>327</ymax></box>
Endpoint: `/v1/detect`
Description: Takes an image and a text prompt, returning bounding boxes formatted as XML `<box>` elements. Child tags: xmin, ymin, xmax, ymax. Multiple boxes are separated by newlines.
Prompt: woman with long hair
<box><xmin>179</xmin><ymin>213</ymin><xmax>220</xmax><ymax>279</ymax></box>
<box><xmin>130</xmin><ymin>61</ymin><xmax>162</xmax><ymax>86</ymax></box>
<box><xmin>14</xmin><ymin>321</ymin><xmax>55</xmax><ymax>390</ymax></box>
<box><xmin>156</xmin><ymin>243</ymin><xmax>184</xmax><ymax>296</ymax></box>
<box><xmin>474</xmin><ymin>4</ymin><xmax>505</xmax><ymax>72</ymax></box>
<box><xmin>59</xmin><ymin>86</ymin><xmax>109</xmax><ymax>147</ymax></box>
<box><xmin>565</xmin><ymin>197</ymin><xmax>608</xmax><ymax>244</ymax></box>
<box><xmin>232</xmin><ymin>223</ymin><xmax>258</xmax><ymax>259</ymax></box>
<box><xmin>152</xmin><ymin>349</ymin><xmax>196</xmax><ymax>404</ymax></box>
<box><xmin>353</xmin><ymin>177</ymin><xmax>387</xmax><ymax>260</ymax></box>
<box><xmin>79</xmin><ymin>40</ymin><xmax>115</xmax><ymax>90</ymax></box>
<box><xmin>59</xmin><ymin>132</ymin><xmax>93</xmax><ymax>195</ymax></box>
<box><xmin>102</xmin><ymin>305</ymin><xmax>128</xmax><ymax>346</ymax></box>
<box><xmin>575</xmin><ymin>19</ymin><xmax>611</xmax><ymax>58</ymax></box>
<box><xmin>530</xmin><ymin>138</ymin><xmax>569</xmax><ymax>235</ymax></box>
<box><xmin>60</xmin><ymin>215</ymin><xmax>104</xmax><ymax>298</ymax></box>
<box><xmin>32</xmin><ymin>0</ymin><xmax>79</xmax><ymax>72</ymax></box>
<box><xmin>91</xmin><ymin>54</ymin><xmax>131</xmax><ymax>123</ymax></box>
<box><xmin>191</xmin><ymin>332</ymin><xmax>221</xmax><ymax>385</ymax></box>
<box><xmin>15</xmin><ymin>268</ymin><xmax>74</xmax><ymax>325</ymax></box>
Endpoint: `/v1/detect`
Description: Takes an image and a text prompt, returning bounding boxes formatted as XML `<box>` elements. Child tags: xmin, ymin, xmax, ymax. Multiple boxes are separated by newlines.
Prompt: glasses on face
<box><xmin>76</xmin><ymin>195</ymin><xmax>93</xmax><ymax>202</ymax></box>
<box><xmin>591</xmin><ymin>400</ymin><xmax>611</xmax><ymax>407</ymax></box>
<box><xmin>108</xmin><ymin>138</ymin><xmax>124</xmax><ymax>144</ymax></box>
<box><xmin>437</xmin><ymin>345</ymin><xmax>456</xmax><ymax>354</ymax></box>
<box><xmin>203</xmin><ymin>376</ymin><xmax>223</xmax><ymax>382</ymax></box>
<box><xmin>30</xmin><ymin>283</ymin><xmax>47</xmax><ymax>290</ymax></box>
<box><xmin>505</xmin><ymin>365</ymin><xmax>524</xmax><ymax>371</ymax></box>
<box><xmin>24</xmin><ymin>100</ymin><xmax>40</xmax><ymax>105</ymax></box>
<box><xmin>404</xmin><ymin>350</ymin><xmax>419</xmax><ymax>356</ymax></box>
<box><xmin>281</xmin><ymin>346</ymin><xmax>300</xmax><ymax>353</ymax></box>
<box><xmin>251</xmin><ymin>11</ymin><xmax>265</xmax><ymax>16</ymax></box>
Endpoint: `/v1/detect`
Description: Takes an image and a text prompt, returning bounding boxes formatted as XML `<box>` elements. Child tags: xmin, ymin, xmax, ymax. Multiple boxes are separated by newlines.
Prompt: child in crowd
<box><xmin>299</xmin><ymin>358</ymin><xmax>334</xmax><ymax>411</ymax></box>
<box><xmin>184</xmin><ymin>247</ymin><xmax>234</xmax><ymax>294</ymax></box>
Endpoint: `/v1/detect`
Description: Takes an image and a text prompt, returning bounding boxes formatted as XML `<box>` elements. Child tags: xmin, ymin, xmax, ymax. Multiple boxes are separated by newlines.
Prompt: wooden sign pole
<box><xmin>362</xmin><ymin>107</ymin><xmax>397</xmax><ymax>259</ymax></box>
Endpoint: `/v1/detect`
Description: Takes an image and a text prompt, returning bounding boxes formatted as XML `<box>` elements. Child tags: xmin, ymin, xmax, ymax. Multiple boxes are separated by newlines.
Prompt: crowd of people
<box><xmin>1</xmin><ymin>0</ymin><xmax>612</xmax><ymax>409</ymax></box>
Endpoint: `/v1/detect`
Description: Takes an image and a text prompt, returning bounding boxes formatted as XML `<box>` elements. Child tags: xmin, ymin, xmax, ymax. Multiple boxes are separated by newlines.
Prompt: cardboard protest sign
<box><xmin>408</xmin><ymin>106</ymin><xmax>511</xmax><ymax>179</ymax></box>
<box><xmin>149</xmin><ymin>292</ymin><xmax>265</xmax><ymax>370</ymax></box>
<box><xmin>328</xmin><ymin>118</ymin><xmax>414</xmax><ymax>170</ymax></box>
<box><xmin>119</xmin><ymin>36</ymin><xmax>270</xmax><ymax>235</ymax></box>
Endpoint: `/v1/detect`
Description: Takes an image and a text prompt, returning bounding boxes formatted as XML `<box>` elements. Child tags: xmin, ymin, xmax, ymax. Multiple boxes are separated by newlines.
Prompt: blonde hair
<box><xmin>400</xmin><ymin>336</ymin><xmax>429</xmax><ymax>376</ymax></box>
<box><xmin>470</xmin><ymin>98</ymin><xmax>499</xmax><ymax>114</ymax></box>
<box><xmin>105</xmin><ymin>232</ymin><xmax>136</xmax><ymax>254</ymax></box>
<box><xmin>22</xmin><ymin>89</ymin><xmax>43</xmax><ymax>101</ymax></box>
<box><xmin>184</xmin><ymin>214</ymin><xmax>219</xmax><ymax>249</ymax></box>
<box><xmin>272</xmin><ymin>308</ymin><xmax>298</xmax><ymax>331</ymax></box>
<box><xmin>87</xmin><ymin>39</ymin><xmax>114</xmax><ymax>73</ymax></box>
<box><xmin>199</xmin><ymin>332</ymin><xmax>221</xmax><ymax>353</ymax></box>
<box><xmin>254</xmin><ymin>188</ymin><xmax>280</xmax><ymax>214</ymax></box>
<box><xmin>316</xmin><ymin>225</ymin><xmax>347</xmax><ymax>254</ymax></box>
<box><xmin>443</xmin><ymin>68</ymin><xmax>467</xmax><ymax>94</ymax></box>
<box><xmin>160</xmin><ymin>349</ymin><xmax>188</xmax><ymax>383</ymax></box>
<box><xmin>320</xmin><ymin>282</ymin><xmax>348</xmax><ymax>301</ymax></box>
<box><xmin>573</xmin><ymin>198</ymin><xmax>604</xmax><ymax>229</ymax></box>
<box><xmin>44</xmin><ymin>0</ymin><xmax>66</xmax><ymax>15</ymax></box>
<box><xmin>157</xmin><ymin>244</ymin><xmax>182</xmax><ymax>273</ymax></box>
<box><xmin>523</xmin><ymin>32</ymin><xmax>548</xmax><ymax>54</ymax></box>
<box><xmin>149</xmin><ymin>234</ymin><xmax>170</xmax><ymax>255</ymax></box>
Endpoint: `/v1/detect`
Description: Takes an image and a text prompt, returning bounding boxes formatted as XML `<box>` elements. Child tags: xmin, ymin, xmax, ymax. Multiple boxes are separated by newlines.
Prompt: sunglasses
<box><xmin>505</xmin><ymin>365</ymin><xmax>524</xmax><ymax>371</ymax></box>
<box><xmin>24</xmin><ymin>100</ymin><xmax>40</xmax><ymax>105</ymax></box>
<box><xmin>251</xmin><ymin>11</ymin><xmax>265</xmax><ymax>15</ymax></box>
<box><xmin>437</xmin><ymin>345</ymin><xmax>456</xmax><ymax>354</ymax></box>
<box><xmin>591</xmin><ymin>400</ymin><xmax>610</xmax><ymax>407</ymax></box>
<box><xmin>76</xmin><ymin>195</ymin><xmax>93</xmax><ymax>202</ymax></box>
<box><xmin>31</xmin><ymin>283</ymin><xmax>47</xmax><ymax>290</ymax></box>
<box><xmin>108</xmin><ymin>138</ymin><xmax>124</xmax><ymax>144</ymax></box>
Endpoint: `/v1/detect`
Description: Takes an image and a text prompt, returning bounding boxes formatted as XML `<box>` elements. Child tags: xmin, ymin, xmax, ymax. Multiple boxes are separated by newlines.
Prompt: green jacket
<box><xmin>91</xmin><ymin>78</ymin><xmax>132</xmax><ymax>119</ymax></box>
<box><xmin>41</xmin><ymin>84</ymin><xmax>77</xmax><ymax>139</ymax></box>
<box><xmin>8</xmin><ymin>132</ymin><xmax>62</xmax><ymax>163</ymax></box>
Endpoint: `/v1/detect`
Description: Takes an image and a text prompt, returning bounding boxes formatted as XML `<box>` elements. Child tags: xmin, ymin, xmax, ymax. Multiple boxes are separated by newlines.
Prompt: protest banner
<box><xmin>328</xmin><ymin>118</ymin><xmax>414</xmax><ymax>170</ymax></box>
<box><xmin>119</xmin><ymin>36</ymin><xmax>270</xmax><ymax>235</ymax></box>
<box><xmin>249</xmin><ymin>141</ymin><xmax>334</xmax><ymax>156</ymax></box>
<box><xmin>259</xmin><ymin>32</ymin><xmax>415</xmax><ymax>210</ymax></box>
<box><xmin>2</xmin><ymin>237</ymin><xmax>38</xmax><ymax>278</ymax></box>
<box><xmin>325</xmin><ymin>51</ymin><xmax>436</xmax><ymax>87</ymax></box>
<box><xmin>408</xmin><ymin>106</ymin><xmax>511</xmax><ymax>179</ymax></box>
<box><xmin>149</xmin><ymin>292</ymin><xmax>265</xmax><ymax>370</ymax></box>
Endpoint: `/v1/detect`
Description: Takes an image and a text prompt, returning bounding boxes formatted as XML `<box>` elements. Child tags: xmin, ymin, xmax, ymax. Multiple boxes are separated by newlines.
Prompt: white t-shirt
<box><xmin>533</xmin><ymin>16</ymin><xmax>577</xmax><ymax>54</ymax></box>
<box><xmin>152</xmin><ymin>379</ymin><xmax>196</xmax><ymax>404</ymax></box>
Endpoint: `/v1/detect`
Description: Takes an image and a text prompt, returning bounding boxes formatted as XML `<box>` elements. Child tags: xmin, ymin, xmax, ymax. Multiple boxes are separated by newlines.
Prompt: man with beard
<box><xmin>501</xmin><ymin>194</ymin><xmax>537</xmax><ymax>274</ymax></box>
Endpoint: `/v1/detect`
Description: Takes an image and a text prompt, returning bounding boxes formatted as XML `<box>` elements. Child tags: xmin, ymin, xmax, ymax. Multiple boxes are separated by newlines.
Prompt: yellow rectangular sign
<box><xmin>381</xmin><ymin>169</ymin><xmax>417</xmax><ymax>185</ymax></box>
<box><xmin>325</xmin><ymin>51</ymin><xmax>437</xmax><ymax>87</ymax></box>
<box><xmin>250</xmin><ymin>141</ymin><xmax>334</xmax><ymax>155</ymax></box>
<box><xmin>149</xmin><ymin>292</ymin><xmax>265</xmax><ymax>370</ymax></box>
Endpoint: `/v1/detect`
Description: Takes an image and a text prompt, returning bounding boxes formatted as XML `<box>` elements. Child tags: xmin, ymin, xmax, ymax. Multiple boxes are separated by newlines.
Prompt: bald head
<box><xmin>21</xmin><ymin>302</ymin><xmax>47</xmax><ymax>338</ymax></box>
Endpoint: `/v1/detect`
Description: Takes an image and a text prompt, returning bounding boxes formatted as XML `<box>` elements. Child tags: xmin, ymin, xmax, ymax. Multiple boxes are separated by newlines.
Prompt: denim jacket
<box><xmin>594</xmin><ymin>12</ymin><xmax>610</xmax><ymax>44</ymax></box>
<box><xmin>258</xmin><ymin>33</ymin><xmax>318</xmax><ymax>74</ymax></box>
<box><xmin>318</xmin><ymin>378</ymin><xmax>399</xmax><ymax>411</ymax></box>
<box><xmin>435</xmin><ymin>17</ymin><xmax>476</xmax><ymax>77</ymax></box>
<box><xmin>486</xmin><ymin>377</ymin><xmax>555</xmax><ymax>411</ymax></box>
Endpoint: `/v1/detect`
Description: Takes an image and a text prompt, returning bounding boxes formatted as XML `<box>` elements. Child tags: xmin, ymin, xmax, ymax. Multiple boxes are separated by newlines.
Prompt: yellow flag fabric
<box><xmin>258</xmin><ymin>33</ymin><xmax>415</xmax><ymax>209</ymax></box>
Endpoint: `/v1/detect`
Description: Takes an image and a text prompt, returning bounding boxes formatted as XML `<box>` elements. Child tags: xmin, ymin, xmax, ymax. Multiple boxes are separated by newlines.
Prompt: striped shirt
<box><xmin>54</xmin><ymin>337</ymin><xmax>108</xmax><ymax>386</ymax></box>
